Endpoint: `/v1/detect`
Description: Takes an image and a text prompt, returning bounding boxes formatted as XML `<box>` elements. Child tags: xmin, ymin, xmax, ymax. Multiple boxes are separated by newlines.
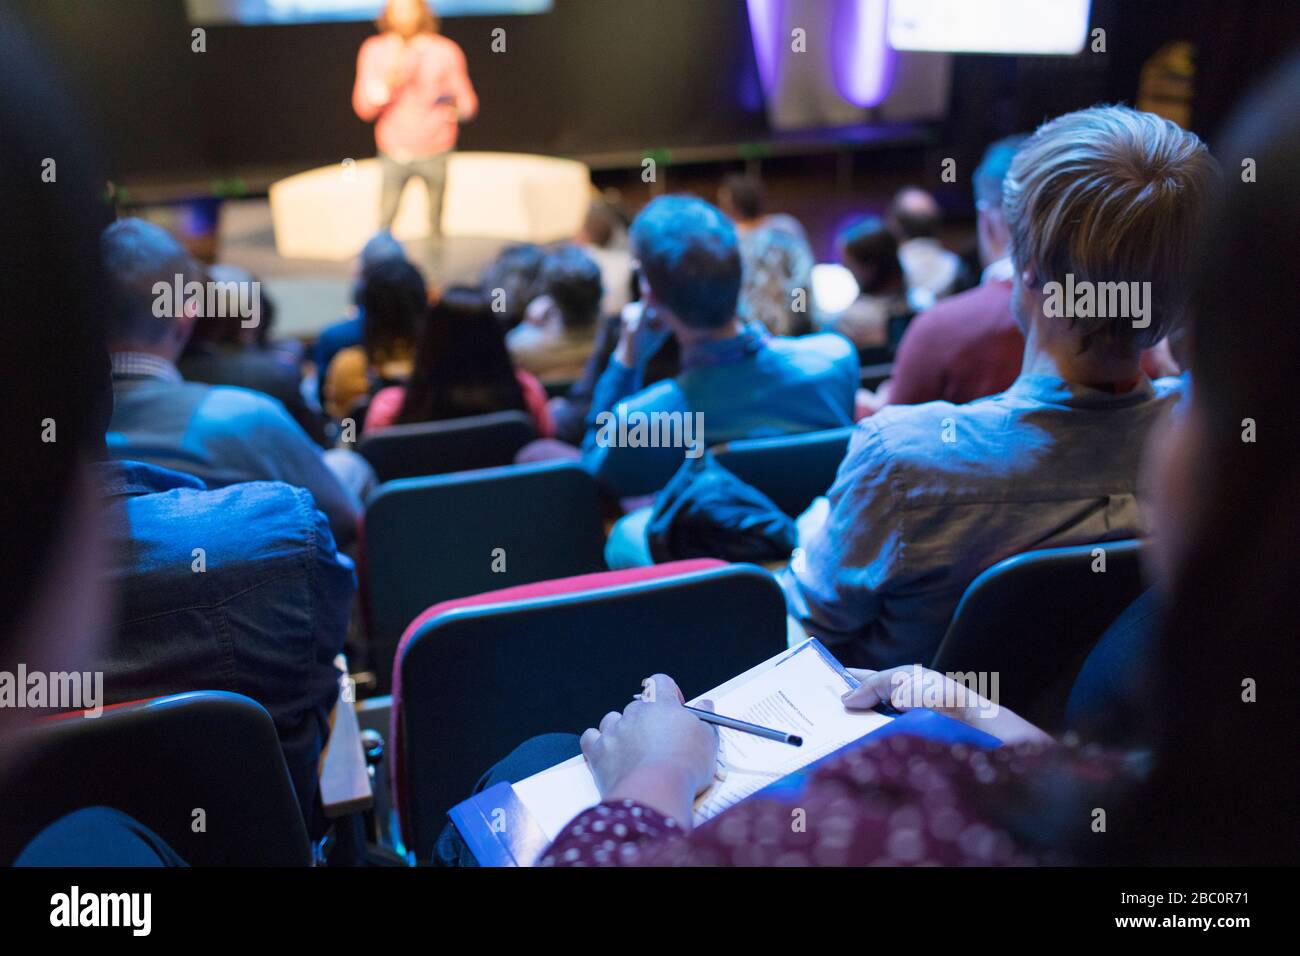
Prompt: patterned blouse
<box><xmin>539</xmin><ymin>734</ymin><xmax>1119</xmax><ymax>867</ymax></box>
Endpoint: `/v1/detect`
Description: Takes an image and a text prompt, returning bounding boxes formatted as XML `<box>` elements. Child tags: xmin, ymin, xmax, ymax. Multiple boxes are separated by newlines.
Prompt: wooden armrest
<box><xmin>319</xmin><ymin>661</ymin><xmax>373</xmax><ymax>818</ymax></box>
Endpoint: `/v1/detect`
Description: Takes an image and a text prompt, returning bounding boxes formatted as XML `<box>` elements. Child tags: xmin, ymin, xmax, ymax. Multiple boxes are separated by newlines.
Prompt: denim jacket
<box><xmin>96</xmin><ymin>460</ymin><xmax>356</xmax><ymax>827</ymax></box>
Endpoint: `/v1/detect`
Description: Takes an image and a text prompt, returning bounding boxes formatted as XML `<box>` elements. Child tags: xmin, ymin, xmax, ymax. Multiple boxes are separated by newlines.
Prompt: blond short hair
<box><xmin>1003</xmin><ymin>105</ymin><xmax>1217</xmax><ymax>349</ymax></box>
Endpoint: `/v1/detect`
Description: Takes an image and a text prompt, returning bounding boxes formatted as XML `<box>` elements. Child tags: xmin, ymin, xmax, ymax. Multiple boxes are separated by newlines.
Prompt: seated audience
<box><xmin>889</xmin><ymin>185</ymin><xmax>963</xmax><ymax>307</ymax></box>
<box><xmin>365</xmin><ymin>286</ymin><xmax>552</xmax><ymax>436</ymax></box>
<box><xmin>479</xmin><ymin>241</ymin><xmax>545</xmax><ymax>333</ymax></box>
<box><xmin>580</xmin><ymin>195</ymin><xmax>859</xmax><ymax>498</ymax></box>
<box><xmin>832</xmin><ymin>216</ymin><xmax>910</xmax><ymax>356</ymax></box>
<box><xmin>102</xmin><ymin>219</ymin><xmax>370</xmax><ymax>546</ymax></box>
<box><xmin>324</xmin><ymin>257</ymin><xmax>426</xmax><ymax>419</ymax></box>
<box><xmin>511</xmin><ymin>69</ymin><xmax>1298</xmax><ymax>867</ymax></box>
<box><xmin>784</xmin><ymin>105</ymin><xmax>1215</xmax><ymax>668</ymax></box>
<box><xmin>575</xmin><ymin>197</ymin><xmax>633</xmax><ymax>317</ymax></box>
<box><xmin>506</xmin><ymin>244</ymin><xmax>603</xmax><ymax>383</ymax></box>
<box><xmin>884</xmin><ymin>135</ymin><xmax>1029</xmax><ymax>407</ymax></box>
<box><xmin>736</xmin><ymin>219</ymin><xmax>817</xmax><ymax>338</ymax></box>
<box><xmin>179</xmin><ymin>264</ymin><xmax>329</xmax><ymax>447</ymax></box>
<box><xmin>313</xmin><ymin>229</ymin><xmax>407</xmax><ymax>404</ymax></box>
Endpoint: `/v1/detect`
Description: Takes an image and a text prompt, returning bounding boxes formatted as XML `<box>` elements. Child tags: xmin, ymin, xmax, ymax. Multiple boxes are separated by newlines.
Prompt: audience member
<box><xmin>582</xmin><ymin>195</ymin><xmax>858</xmax><ymax>499</ymax></box>
<box><xmin>886</xmin><ymin>136</ymin><xmax>1029</xmax><ymax>406</ymax></box>
<box><xmin>323</xmin><ymin>256</ymin><xmax>426</xmax><ymax>419</ymax></box>
<box><xmin>736</xmin><ymin>219</ymin><xmax>816</xmax><ymax>337</ymax></box>
<box><xmin>365</xmin><ymin>285</ymin><xmax>552</xmax><ymax>435</ymax></box>
<box><xmin>479</xmin><ymin>242</ymin><xmax>545</xmax><ymax>333</ymax></box>
<box><xmin>180</xmin><ymin>264</ymin><xmax>329</xmax><ymax>446</ymax></box>
<box><xmin>785</xmin><ymin>106</ymin><xmax>1215</xmax><ymax>668</ymax></box>
<box><xmin>103</xmin><ymin>218</ymin><xmax>370</xmax><ymax>546</ymax></box>
<box><xmin>506</xmin><ymin>244</ymin><xmax>603</xmax><ymax>383</ymax></box>
<box><xmin>832</xmin><ymin>216</ymin><xmax>909</xmax><ymax>356</ymax></box>
<box><xmin>576</xmin><ymin>198</ymin><xmax>633</xmax><ymax>316</ymax></box>
<box><xmin>313</xmin><ymin>229</ymin><xmax>408</xmax><ymax>404</ymax></box>
<box><xmin>889</xmin><ymin>185</ymin><xmax>962</xmax><ymax>306</ymax></box>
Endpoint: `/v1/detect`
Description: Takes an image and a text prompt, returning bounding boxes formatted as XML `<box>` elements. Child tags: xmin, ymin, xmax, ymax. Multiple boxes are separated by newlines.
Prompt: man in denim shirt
<box><xmin>785</xmin><ymin>106</ymin><xmax>1216</xmax><ymax>668</ymax></box>
<box><xmin>582</xmin><ymin>196</ymin><xmax>859</xmax><ymax>498</ymax></box>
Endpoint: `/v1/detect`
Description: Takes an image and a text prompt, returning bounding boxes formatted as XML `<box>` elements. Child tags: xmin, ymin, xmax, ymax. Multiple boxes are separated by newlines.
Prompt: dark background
<box><xmin>11</xmin><ymin>0</ymin><xmax>1300</xmax><ymax>192</ymax></box>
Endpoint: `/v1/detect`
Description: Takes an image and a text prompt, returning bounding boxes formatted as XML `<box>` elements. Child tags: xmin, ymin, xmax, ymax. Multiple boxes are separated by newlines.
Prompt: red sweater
<box><xmin>352</xmin><ymin>33</ymin><xmax>477</xmax><ymax>158</ymax></box>
<box><xmin>889</xmin><ymin>279</ymin><xmax>1023</xmax><ymax>406</ymax></box>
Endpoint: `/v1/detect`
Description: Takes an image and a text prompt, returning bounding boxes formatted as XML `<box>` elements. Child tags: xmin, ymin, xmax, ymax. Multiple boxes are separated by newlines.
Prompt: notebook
<box><xmin>451</xmin><ymin>639</ymin><xmax>896</xmax><ymax>864</ymax></box>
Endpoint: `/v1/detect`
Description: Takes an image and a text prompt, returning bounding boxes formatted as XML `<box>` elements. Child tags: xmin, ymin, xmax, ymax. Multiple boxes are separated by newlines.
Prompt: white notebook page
<box><xmin>511</xmin><ymin>640</ymin><xmax>891</xmax><ymax>848</ymax></box>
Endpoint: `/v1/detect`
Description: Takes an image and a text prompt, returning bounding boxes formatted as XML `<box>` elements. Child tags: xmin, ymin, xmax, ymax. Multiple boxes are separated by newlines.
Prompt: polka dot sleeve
<box><xmin>538</xmin><ymin>799</ymin><xmax>682</xmax><ymax>867</ymax></box>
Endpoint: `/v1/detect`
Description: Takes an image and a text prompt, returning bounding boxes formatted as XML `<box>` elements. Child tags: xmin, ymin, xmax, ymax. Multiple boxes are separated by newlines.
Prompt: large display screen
<box><xmin>888</xmin><ymin>0</ymin><xmax>1092</xmax><ymax>55</ymax></box>
<box><xmin>186</xmin><ymin>0</ymin><xmax>552</xmax><ymax>26</ymax></box>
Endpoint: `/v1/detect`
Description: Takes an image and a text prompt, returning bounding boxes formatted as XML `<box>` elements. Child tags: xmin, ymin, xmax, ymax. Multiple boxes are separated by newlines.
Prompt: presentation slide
<box><xmin>888</xmin><ymin>0</ymin><xmax>1092</xmax><ymax>55</ymax></box>
<box><xmin>186</xmin><ymin>0</ymin><xmax>552</xmax><ymax>26</ymax></box>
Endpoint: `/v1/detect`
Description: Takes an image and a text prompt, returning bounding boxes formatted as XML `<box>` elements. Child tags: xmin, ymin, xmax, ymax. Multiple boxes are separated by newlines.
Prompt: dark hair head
<box><xmin>838</xmin><ymin>216</ymin><xmax>903</xmax><ymax>294</ymax></box>
<box><xmin>101</xmin><ymin>217</ymin><xmax>198</xmax><ymax>346</ymax></box>
<box><xmin>888</xmin><ymin>186</ymin><xmax>942</xmax><ymax>240</ymax></box>
<box><xmin>630</xmin><ymin>195</ymin><xmax>742</xmax><ymax>330</ymax></box>
<box><xmin>361</xmin><ymin>258</ymin><xmax>426</xmax><ymax>366</ymax></box>
<box><xmin>397</xmin><ymin>286</ymin><xmax>526</xmax><ymax>425</ymax></box>
<box><xmin>480</xmin><ymin>243</ymin><xmax>545</xmax><ymax>328</ymax></box>
<box><xmin>719</xmin><ymin>174</ymin><xmax>764</xmax><ymax>222</ymax></box>
<box><xmin>972</xmin><ymin>134</ymin><xmax>1029</xmax><ymax>210</ymax></box>
<box><xmin>0</xmin><ymin>6</ymin><xmax>113</xmax><ymax>647</ymax></box>
<box><xmin>538</xmin><ymin>245</ymin><xmax>602</xmax><ymax>330</ymax></box>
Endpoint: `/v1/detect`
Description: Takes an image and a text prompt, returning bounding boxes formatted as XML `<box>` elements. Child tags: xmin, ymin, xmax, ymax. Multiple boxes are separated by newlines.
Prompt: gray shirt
<box><xmin>783</xmin><ymin>372</ymin><xmax>1183</xmax><ymax>667</ymax></box>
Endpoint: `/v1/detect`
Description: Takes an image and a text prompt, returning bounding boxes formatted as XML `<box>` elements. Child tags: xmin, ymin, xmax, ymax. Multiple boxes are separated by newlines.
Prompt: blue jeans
<box><xmin>378</xmin><ymin>150</ymin><xmax>448</xmax><ymax>249</ymax></box>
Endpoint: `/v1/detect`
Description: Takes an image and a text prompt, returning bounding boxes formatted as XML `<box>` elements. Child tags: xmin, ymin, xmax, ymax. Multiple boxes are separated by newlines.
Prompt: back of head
<box><xmin>580</xmin><ymin>200</ymin><xmax>619</xmax><ymax>249</ymax></box>
<box><xmin>972</xmin><ymin>134</ymin><xmax>1029</xmax><ymax>211</ymax></box>
<box><xmin>737</xmin><ymin>223</ymin><xmax>816</xmax><ymax>337</ymax></box>
<box><xmin>0</xmin><ymin>6</ymin><xmax>112</xmax><ymax>669</ymax></box>
<box><xmin>480</xmin><ymin>242</ymin><xmax>545</xmax><ymax>327</ymax></box>
<box><xmin>838</xmin><ymin>216</ymin><xmax>903</xmax><ymax>294</ymax></box>
<box><xmin>101</xmin><ymin>217</ymin><xmax>198</xmax><ymax>349</ymax></box>
<box><xmin>719</xmin><ymin>174</ymin><xmax>764</xmax><ymax>222</ymax></box>
<box><xmin>889</xmin><ymin>187</ymin><xmax>942</xmax><ymax>240</ymax></box>
<box><xmin>539</xmin><ymin>244</ymin><xmax>603</xmax><ymax>330</ymax></box>
<box><xmin>1003</xmin><ymin>105</ymin><xmax>1217</xmax><ymax>350</ymax></box>
<box><xmin>399</xmin><ymin>286</ymin><xmax>524</xmax><ymax>424</ymax></box>
<box><xmin>361</xmin><ymin>257</ymin><xmax>427</xmax><ymax>365</ymax></box>
<box><xmin>630</xmin><ymin>195</ymin><xmax>742</xmax><ymax>330</ymax></box>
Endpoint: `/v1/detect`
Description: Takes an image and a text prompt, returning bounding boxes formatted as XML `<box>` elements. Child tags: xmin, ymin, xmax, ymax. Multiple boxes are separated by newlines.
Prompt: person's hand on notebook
<box><xmin>842</xmin><ymin>665</ymin><xmax>1052</xmax><ymax>745</ymax></box>
<box><xmin>579</xmin><ymin>673</ymin><xmax>719</xmax><ymax>829</ymax></box>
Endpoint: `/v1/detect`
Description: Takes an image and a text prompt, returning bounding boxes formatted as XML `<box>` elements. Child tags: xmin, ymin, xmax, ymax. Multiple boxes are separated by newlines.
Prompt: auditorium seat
<box><xmin>268</xmin><ymin>153</ymin><xmax>591</xmax><ymax>260</ymax></box>
<box><xmin>390</xmin><ymin>559</ymin><xmax>789</xmax><ymax>862</ymax></box>
<box><xmin>929</xmin><ymin>539</ymin><xmax>1145</xmax><ymax>730</ymax></box>
<box><xmin>0</xmin><ymin>691</ymin><xmax>311</xmax><ymax>866</ymax></box>
<box><xmin>358</xmin><ymin>409</ymin><xmax>536</xmax><ymax>483</ymax></box>
<box><xmin>712</xmin><ymin>426</ymin><xmax>854</xmax><ymax>517</ymax></box>
<box><xmin>361</xmin><ymin>459</ymin><xmax>606</xmax><ymax>692</ymax></box>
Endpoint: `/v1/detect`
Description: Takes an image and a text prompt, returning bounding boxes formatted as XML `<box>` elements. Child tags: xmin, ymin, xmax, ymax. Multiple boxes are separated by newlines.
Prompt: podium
<box><xmin>268</xmin><ymin>152</ymin><xmax>591</xmax><ymax>260</ymax></box>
